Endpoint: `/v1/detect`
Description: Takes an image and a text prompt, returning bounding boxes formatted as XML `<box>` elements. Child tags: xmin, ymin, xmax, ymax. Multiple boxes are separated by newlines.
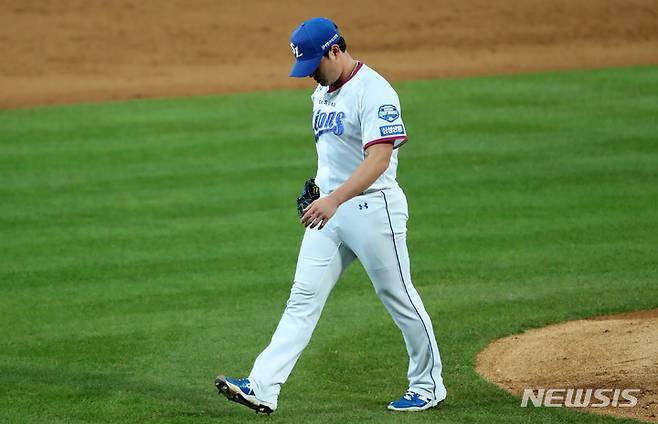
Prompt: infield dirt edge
<box><xmin>476</xmin><ymin>309</ymin><xmax>658</xmax><ymax>423</ymax></box>
<box><xmin>2</xmin><ymin>0</ymin><xmax>658</xmax><ymax>108</ymax></box>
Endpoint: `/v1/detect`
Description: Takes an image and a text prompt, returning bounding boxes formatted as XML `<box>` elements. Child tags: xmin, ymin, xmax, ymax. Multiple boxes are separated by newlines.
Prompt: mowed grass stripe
<box><xmin>1</xmin><ymin>66</ymin><xmax>657</xmax><ymax>424</ymax></box>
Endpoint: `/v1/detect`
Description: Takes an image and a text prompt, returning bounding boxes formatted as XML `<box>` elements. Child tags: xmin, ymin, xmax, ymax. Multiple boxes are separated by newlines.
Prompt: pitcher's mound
<box><xmin>476</xmin><ymin>309</ymin><xmax>658</xmax><ymax>423</ymax></box>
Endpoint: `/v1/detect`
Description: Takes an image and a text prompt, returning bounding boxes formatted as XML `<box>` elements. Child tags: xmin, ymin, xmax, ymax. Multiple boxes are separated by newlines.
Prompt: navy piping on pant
<box><xmin>381</xmin><ymin>190</ymin><xmax>438</xmax><ymax>399</ymax></box>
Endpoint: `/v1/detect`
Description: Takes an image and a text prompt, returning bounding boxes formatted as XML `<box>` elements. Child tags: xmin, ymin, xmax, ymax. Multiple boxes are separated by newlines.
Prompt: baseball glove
<box><xmin>296</xmin><ymin>178</ymin><xmax>320</xmax><ymax>218</ymax></box>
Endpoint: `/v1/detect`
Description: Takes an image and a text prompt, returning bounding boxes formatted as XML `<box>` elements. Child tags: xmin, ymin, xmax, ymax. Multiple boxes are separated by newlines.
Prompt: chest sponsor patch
<box><xmin>379</xmin><ymin>124</ymin><xmax>405</xmax><ymax>137</ymax></box>
<box><xmin>378</xmin><ymin>104</ymin><xmax>400</xmax><ymax>122</ymax></box>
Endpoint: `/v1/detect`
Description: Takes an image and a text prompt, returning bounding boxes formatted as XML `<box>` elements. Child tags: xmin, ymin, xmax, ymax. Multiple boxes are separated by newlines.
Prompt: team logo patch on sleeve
<box><xmin>379</xmin><ymin>124</ymin><xmax>405</xmax><ymax>136</ymax></box>
<box><xmin>378</xmin><ymin>104</ymin><xmax>400</xmax><ymax>122</ymax></box>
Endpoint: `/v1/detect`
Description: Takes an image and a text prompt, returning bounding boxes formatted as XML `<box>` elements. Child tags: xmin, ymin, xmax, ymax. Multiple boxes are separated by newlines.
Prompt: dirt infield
<box><xmin>476</xmin><ymin>309</ymin><xmax>658</xmax><ymax>423</ymax></box>
<box><xmin>1</xmin><ymin>0</ymin><xmax>657</xmax><ymax>108</ymax></box>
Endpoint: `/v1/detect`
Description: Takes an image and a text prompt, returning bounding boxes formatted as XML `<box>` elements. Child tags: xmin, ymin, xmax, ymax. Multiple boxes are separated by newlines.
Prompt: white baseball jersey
<box><xmin>311</xmin><ymin>63</ymin><xmax>408</xmax><ymax>194</ymax></box>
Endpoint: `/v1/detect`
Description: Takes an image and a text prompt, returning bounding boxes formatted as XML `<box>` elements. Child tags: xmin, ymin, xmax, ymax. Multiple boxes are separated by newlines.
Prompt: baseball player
<box><xmin>216</xmin><ymin>17</ymin><xmax>447</xmax><ymax>414</ymax></box>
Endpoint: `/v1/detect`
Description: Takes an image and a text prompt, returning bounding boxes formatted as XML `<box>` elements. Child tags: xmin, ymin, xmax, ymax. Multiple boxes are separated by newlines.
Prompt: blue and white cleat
<box><xmin>215</xmin><ymin>375</ymin><xmax>275</xmax><ymax>415</ymax></box>
<box><xmin>387</xmin><ymin>390</ymin><xmax>442</xmax><ymax>411</ymax></box>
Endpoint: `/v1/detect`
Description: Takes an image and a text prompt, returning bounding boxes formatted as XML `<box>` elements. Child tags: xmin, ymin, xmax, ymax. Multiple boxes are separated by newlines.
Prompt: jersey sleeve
<box><xmin>360</xmin><ymin>80</ymin><xmax>408</xmax><ymax>151</ymax></box>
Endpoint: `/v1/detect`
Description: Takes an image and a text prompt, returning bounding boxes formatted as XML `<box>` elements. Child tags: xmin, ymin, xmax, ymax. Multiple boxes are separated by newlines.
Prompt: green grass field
<box><xmin>1</xmin><ymin>66</ymin><xmax>657</xmax><ymax>424</ymax></box>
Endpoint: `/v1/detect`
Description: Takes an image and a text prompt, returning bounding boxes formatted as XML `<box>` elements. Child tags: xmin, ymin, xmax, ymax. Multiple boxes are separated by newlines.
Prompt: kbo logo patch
<box><xmin>378</xmin><ymin>104</ymin><xmax>400</xmax><ymax>122</ymax></box>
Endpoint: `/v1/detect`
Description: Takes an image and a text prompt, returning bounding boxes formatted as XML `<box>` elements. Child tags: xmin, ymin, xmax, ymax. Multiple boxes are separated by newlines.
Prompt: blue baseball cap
<box><xmin>289</xmin><ymin>17</ymin><xmax>341</xmax><ymax>78</ymax></box>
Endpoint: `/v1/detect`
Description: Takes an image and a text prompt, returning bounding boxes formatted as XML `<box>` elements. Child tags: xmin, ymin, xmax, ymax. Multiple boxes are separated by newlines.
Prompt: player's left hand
<box><xmin>301</xmin><ymin>196</ymin><xmax>340</xmax><ymax>230</ymax></box>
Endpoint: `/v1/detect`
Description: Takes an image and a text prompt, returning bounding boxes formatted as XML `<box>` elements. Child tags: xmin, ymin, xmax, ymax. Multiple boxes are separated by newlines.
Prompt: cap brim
<box><xmin>289</xmin><ymin>56</ymin><xmax>323</xmax><ymax>78</ymax></box>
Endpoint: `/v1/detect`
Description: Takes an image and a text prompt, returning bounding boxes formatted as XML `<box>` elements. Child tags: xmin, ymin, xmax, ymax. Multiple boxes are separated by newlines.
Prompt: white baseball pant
<box><xmin>248</xmin><ymin>185</ymin><xmax>446</xmax><ymax>408</ymax></box>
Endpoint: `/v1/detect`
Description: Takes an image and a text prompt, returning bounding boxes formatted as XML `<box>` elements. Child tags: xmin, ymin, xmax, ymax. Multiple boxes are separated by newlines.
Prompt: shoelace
<box><xmin>403</xmin><ymin>390</ymin><xmax>416</xmax><ymax>401</ymax></box>
<box><xmin>237</xmin><ymin>378</ymin><xmax>253</xmax><ymax>391</ymax></box>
